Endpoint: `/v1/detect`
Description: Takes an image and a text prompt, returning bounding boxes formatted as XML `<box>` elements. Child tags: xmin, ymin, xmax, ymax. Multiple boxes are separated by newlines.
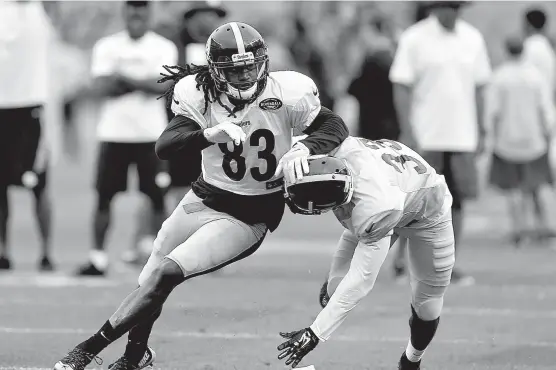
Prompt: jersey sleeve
<box><xmin>91</xmin><ymin>38</ymin><xmax>116</xmax><ymax>77</ymax></box>
<box><xmin>310</xmin><ymin>235</ymin><xmax>391</xmax><ymax>341</ymax></box>
<box><xmin>170</xmin><ymin>75</ymin><xmax>210</xmax><ymax>129</ymax></box>
<box><xmin>279</xmin><ymin>72</ymin><xmax>322</xmax><ymax>135</ymax></box>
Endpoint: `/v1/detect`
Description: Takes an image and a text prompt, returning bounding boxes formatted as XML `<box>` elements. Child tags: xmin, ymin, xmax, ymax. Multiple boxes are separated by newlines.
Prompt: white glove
<box><xmin>203</xmin><ymin>122</ymin><xmax>246</xmax><ymax>146</ymax></box>
<box><xmin>274</xmin><ymin>142</ymin><xmax>311</xmax><ymax>184</ymax></box>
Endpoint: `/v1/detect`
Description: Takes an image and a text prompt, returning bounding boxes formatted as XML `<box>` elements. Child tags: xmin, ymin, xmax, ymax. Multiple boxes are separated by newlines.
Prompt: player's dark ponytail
<box><xmin>158</xmin><ymin>64</ymin><xmax>238</xmax><ymax>117</ymax></box>
<box><xmin>157</xmin><ymin>64</ymin><xmax>214</xmax><ymax>115</ymax></box>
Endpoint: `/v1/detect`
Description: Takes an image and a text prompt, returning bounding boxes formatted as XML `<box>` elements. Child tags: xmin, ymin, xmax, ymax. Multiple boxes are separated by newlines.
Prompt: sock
<box><xmin>90</xmin><ymin>250</ymin><xmax>108</xmax><ymax>270</ymax></box>
<box><xmin>405</xmin><ymin>340</ymin><xmax>425</xmax><ymax>362</ymax></box>
<box><xmin>77</xmin><ymin>321</ymin><xmax>116</xmax><ymax>355</ymax></box>
<box><xmin>406</xmin><ymin>305</ymin><xmax>440</xmax><ymax>362</ymax></box>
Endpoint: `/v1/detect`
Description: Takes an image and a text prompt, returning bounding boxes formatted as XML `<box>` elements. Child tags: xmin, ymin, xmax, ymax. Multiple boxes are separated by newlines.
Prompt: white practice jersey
<box><xmin>331</xmin><ymin>136</ymin><xmax>449</xmax><ymax>243</ymax></box>
<box><xmin>171</xmin><ymin>71</ymin><xmax>321</xmax><ymax>195</ymax></box>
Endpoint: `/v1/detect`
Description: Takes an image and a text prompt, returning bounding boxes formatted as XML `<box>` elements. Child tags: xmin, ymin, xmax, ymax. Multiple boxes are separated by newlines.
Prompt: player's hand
<box><xmin>203</xmin><ymin>122</ymin><xmax>246</xmax><ymax>146</ymax></box>
<box><xmin>274</xmin><ymin>143</ymin><xmax>310</xmax><ymax>184</ymax></box>
<box><xmin>277</xmin><ymin>327</ymin><xmax>319</xmax><ymax>368</ymax></box>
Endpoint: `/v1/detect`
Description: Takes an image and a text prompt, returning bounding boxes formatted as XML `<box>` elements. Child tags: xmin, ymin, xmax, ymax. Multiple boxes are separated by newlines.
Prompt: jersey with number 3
<box><xmin>171</xmin><ymin>71</ymin><xmax>320</xmax><ymax>195</ymax></box>
<box><xmin>331</xmin><ymin>136</ymin><xmax>450</xmax><ymax>242</ymax></box>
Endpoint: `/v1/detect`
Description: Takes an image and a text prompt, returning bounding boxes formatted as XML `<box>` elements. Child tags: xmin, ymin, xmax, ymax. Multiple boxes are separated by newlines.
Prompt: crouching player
<box><xmin>276</xmin><ymin>137</ymin><xmax>455</xmax><ymax>369</ymax></box>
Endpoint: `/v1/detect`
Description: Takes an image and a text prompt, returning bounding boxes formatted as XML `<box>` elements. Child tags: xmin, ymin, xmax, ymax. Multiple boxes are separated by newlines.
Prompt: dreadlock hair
<box><xmin>157</xmin><ymin>64</ymin><xmax>242</xmax><ymax>118</ymax></box>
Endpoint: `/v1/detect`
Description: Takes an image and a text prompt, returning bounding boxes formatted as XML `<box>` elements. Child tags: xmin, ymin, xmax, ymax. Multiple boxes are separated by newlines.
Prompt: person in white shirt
<box><xmin>389</xmin><ymin>1</ymin><xmax>491</xmax><ymax>285</ymax></box>
<box><xmin>523</xmin><ymin>8</ymin><xmax>556</xmax><ymax>95</ymax></box>
<box><xmin>0</xmin><ymin>0</ymin><xmax>56</xmax><ymax>271</ymax></box>
<box><xmin>486</xmin><ymin>36</ymin><xmax>555</xmax><ymax>246</ymax></box>
<box><xmin>75</xmin><ymin>0</ymin><xmax>178</xmax><ymax>276</ymax></box>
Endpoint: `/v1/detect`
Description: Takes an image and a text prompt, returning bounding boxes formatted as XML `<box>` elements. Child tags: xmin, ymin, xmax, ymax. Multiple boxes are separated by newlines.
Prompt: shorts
<box><xmin>95</xmin><ymin>142</ymin><xmax>165</xmax><ymax>197</ymax></box>
<box><xmin>489</xmin><ymin>152</ymin><xmax>553</xmax><ymax>191</ymax></box>
<box><xmin>0</xmin><ymin>106</ymin><xmax>47</xmax><ymax>188</ymax></box>
<box><xmin>421</xmin><ymin>151</ymin><xmax>478</xmax><ymax>204</ymax></box>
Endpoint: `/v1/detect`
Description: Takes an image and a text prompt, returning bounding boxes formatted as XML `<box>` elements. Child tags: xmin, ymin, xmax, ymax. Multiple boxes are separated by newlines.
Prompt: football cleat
<box><xmin>108</xmin><ymin>346</ymin><xmax>156</xmax><ymax>370</ymax></box>
<box><xmin>53</xmin><ymin>347</ymin><xmax>102</xmax><ymax>370</ymax></box>
<box><xmin>398</xmin><ymin>352</ymin><xmax>421</xmax><ymax>370</ymax></box>
<box><xmin>319</xmin><ymin>280</ymin><xmax>330</xmax><ymax>308</ymax></box>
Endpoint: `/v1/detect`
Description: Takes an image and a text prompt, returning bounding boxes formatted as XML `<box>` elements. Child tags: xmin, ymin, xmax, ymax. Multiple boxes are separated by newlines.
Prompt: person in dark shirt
<box><xmin>348</xmin><ymin>15</ymin><xmax>399</xmax><ymax>141</ymax></box>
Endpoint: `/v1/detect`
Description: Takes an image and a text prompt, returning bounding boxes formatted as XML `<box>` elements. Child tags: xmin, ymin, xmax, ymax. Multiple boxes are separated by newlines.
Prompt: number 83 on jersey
<box><xmin>218</xmin><ymin>128</ymin><xmax>278</xmax><ymax>182</ymax></box>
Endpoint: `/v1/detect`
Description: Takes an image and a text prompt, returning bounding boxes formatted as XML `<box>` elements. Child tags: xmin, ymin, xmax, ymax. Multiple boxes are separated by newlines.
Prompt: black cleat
<box><xmin>39</xmin><ymin>256</ymin><xmax>55</xmax><ymax>271</ymax></box>
<box><xmin>53</xmin><ymin>347</ymin><xmax>102</xmax><ymax>370</ymax></box>
<box><xmin>75</xmin><ymin>262</ymin><xmax>105</xmax><ymax>277</ymax></box>
<box><xmin>108</xmin><ymin>346</ymin><xmax>156</xmax><ymax>370</ymax></box>
<box><xmin>398</xmin><ymin>352</ymin><xmax>421</xmax><ymax>370</ymax></box>
<box><xmin>319</xmin><ymin>280</ymin><xmax>330</xmax><ymax>308</ymax></box>
<box><xmin>0</xmin><ymin>256</ymin><xmax>12</xmax><ymax>270</ymax></box>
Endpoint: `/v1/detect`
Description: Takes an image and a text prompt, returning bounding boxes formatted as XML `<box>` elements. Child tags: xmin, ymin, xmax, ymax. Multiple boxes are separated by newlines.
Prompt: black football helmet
<box><xmin>206</xmin><ymin>22</ymin><xmax>269</xmax><ymax>101</ymax></box>
<box><xmin>284</xmin><ymin>155</ymin><xmax>354</xmax><ymax>215</ymax></box>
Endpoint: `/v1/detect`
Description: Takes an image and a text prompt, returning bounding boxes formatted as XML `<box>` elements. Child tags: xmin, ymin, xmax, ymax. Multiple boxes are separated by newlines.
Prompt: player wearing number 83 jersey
<box><xmin>171</xmin><ymin>70</ymin><xmax>318</xmax><ymax>195</ymax></box>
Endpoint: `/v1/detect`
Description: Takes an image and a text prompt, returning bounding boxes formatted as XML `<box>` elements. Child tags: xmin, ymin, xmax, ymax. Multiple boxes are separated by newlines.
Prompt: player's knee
<box><xmin>413</xmin><ymin>298</ymin><xmax>444</xmax><ymax>321</ymax></box>
<box><xmin>147</xmin><ymin>258</ymin><xmax>184</xmax><ymax>294</ymax></box>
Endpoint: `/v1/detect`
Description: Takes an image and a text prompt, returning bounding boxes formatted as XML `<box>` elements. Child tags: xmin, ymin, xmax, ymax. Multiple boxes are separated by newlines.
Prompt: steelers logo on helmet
<box><xmin>284</xmin><ymin>155</ymin><xmax>354</xmax><ymax>215</ymax></box>
<box><xmin>206</xmin><ymin>22</ymin><xmax>269</xmax><ymax>102</ymax></box>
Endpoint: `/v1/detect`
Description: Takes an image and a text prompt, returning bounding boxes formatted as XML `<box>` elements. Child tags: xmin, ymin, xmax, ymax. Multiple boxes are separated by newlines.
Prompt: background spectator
<box><xmin>486</xmin><ymin>36</ymin><xmax>556</xmax><ymax>246</ymax></box>
<box><xmin>0</xmin><ymin>0</ymin><xmax>57</xmax><ymax>271</ymax></box>
<box><xmin>75</xmin><ymin>1</ymin><xmax>177</xmax><ymax>276</ymax></box>
<box><xmin>389</xmin><ymin>1</ymin><xmax>491</xmax><ymax>285</ymax></box>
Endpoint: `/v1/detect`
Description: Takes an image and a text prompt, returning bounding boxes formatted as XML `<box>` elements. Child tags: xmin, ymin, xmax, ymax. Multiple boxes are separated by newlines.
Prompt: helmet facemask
<box><xmin>209</xmin><ymin>50</ymin><xmax>269</xmax><ymax>102</ymax></box>
<box><xmin>283</xmin><ymin>156</ymin><xmax>354</xmax><ymax>216</ymax></box>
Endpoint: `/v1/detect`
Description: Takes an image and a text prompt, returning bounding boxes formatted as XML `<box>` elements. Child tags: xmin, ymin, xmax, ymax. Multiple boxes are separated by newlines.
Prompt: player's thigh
<box><xmin>95</xmin><ymin>142</ymin><xmax>132</xmax><ymax>196</ymax></box>
<box><xmin>167</xmin><ymin>217</ymin><xmax>267</xmax><ymax>279</ymax></box>
<box><xmin>138</xmin><ymin>190</ymin><xmax>209</xmax><ymax>284</ymax></box>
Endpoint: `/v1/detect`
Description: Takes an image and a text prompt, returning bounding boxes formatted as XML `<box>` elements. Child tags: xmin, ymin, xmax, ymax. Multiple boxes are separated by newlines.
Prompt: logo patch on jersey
<box><xmin>234</xmin><ymin>120</ymin><xmax>251</xmax><ymax>130</ymax></box>
<box><xmin>313</xmin><ymin>87</ymin><xmax>319</xmax><ymax>96</ymax></box>
<box><xmin>259</xmin><ymin>98</ymin><xmax>283</xmax><ymax>111</ymax></box>
<box><xmin>173</xmin><ymin>98</ymin><xmax>180</xmax><ymax>105</ymax></box>
<box><xmin>266</xmin><ymin>177</ymin><xmax>283</xmax><ymax>190</ymax></box>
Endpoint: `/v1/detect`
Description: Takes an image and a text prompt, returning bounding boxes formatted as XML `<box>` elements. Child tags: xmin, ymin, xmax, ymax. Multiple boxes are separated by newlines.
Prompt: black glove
<box><xmin>277</xmin><ymin>327</ymin><xmax>319</xmax><ymax>368</ymax></box>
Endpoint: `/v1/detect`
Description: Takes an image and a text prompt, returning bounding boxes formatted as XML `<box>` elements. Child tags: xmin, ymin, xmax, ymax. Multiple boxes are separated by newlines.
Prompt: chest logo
<box><xmin>259</xmin><ymin>98</ymin><xmax>283</xmax><ymax>111</ymax></box>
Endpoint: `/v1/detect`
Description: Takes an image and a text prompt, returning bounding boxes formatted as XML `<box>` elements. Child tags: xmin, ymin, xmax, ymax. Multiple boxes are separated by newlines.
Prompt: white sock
<box><xmin>405</xmin><ymin>340</ymin><xmax>425</xmax><ymax>362</ymax></box>
<box><xmin>90</xmin><ymin>250</ymin><xmax>108</xmax><ymax>270</ymax></box>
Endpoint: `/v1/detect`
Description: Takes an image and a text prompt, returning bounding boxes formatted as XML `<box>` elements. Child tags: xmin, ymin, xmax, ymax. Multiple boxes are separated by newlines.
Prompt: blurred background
<box><xmin>2</xmin><ymin>1</ymin><xmax>556</xmax><ymax>369</ymax></box>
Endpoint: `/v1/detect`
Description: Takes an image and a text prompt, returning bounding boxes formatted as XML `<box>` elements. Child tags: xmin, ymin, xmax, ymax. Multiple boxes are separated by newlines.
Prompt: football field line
<box><xmin>0</xmin><ymin>297</ymin><xmax>555</xmax><ymax>319</ymax></box>
<box><xmin>0</xmin><ymin>326</ymin><xmax>554</xmax><ymax>348</ymax></box>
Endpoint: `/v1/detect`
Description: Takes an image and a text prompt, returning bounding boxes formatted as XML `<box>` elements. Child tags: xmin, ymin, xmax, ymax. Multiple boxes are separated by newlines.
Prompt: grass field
<box><xmin>1</xmin><ymin>148</ymin><xmax>556</xmax><ymax>370</ymax></box>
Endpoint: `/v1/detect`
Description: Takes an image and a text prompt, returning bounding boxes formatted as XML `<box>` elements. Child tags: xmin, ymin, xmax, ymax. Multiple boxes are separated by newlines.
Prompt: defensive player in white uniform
<box><xmin>52</xmin><ymin>22</ymin><xmax>348</xmax><ymax>370</ymax></box>
<box><xmin>276</xmin><ymin>137</ymin><xmax>455</xmax><ymax>370</ymax></box>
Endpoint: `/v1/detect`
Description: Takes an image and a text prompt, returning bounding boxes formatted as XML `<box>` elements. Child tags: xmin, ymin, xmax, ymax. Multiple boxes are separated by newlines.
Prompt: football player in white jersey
<box><xmin>276</xmin><ymin>137</ymin><xmax>455</xmax><ymax>370</ymax></box>
<box><xmin>53</xmin><ymin>22</ymin><xmax>348</xmax><ymax>370</ymax></box>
